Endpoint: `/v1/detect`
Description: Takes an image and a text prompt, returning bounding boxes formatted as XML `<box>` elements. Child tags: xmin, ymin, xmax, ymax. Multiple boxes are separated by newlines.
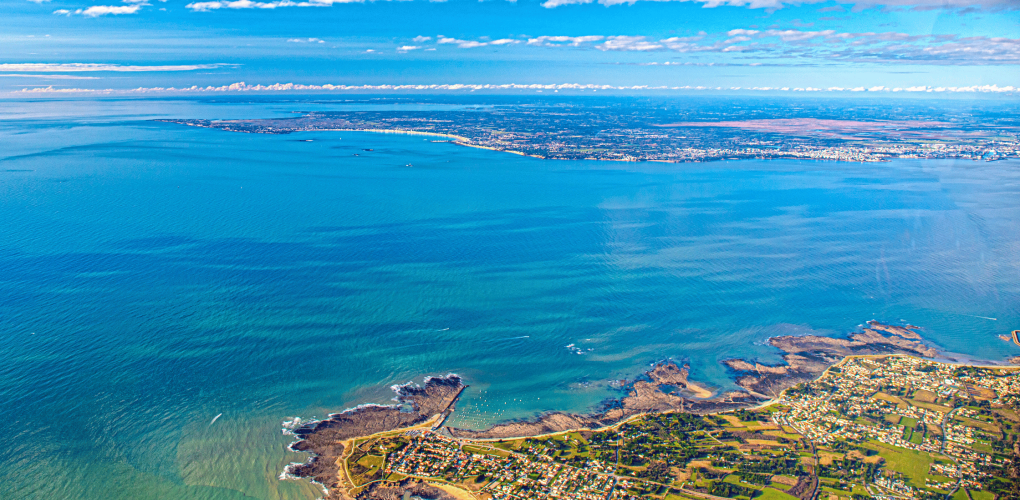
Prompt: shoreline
<box><xmin>286</xmin><ymin>128</ymin><xmax>890</xmax><ymax>164</ymax></box>
<box><xmin>161</xmin><ymin>120</ymin><xmax>984</xmax><ymax>164</ymax></box>
<box><xmin>282</xmin><ymin>320</ymin><xmax>1016</xmax><ymax>498</ymax></box>
<box><xmin>466</xmin><ymin>351</ymin><xmax>1019</xmax><ymax>444</ymax></box>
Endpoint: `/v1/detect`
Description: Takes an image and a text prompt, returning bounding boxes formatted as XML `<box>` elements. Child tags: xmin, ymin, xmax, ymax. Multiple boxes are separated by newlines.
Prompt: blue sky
<box><xmin>1</xmin><ymin>0</ymin><xmax>1018</xmax><ymax>95</ymax></box>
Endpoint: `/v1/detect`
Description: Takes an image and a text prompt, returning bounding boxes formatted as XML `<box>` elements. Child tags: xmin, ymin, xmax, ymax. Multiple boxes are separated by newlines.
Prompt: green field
<box><xmin>755</xmin><ymin>487</ymin><xmax>799</xmax><ymax>500</ymax></box>
<box><xmin>951</xmin><ymin>488</ymin><xmax>970</xmax><ymax>500</ymax></box>
<box><xmin>462</xmin><ymin>445</ymin><xmax>511</xmax><ymax>457</ymax></box>
<box><xmin>864</xmin><ymin>441</ymin><xmax>933</xmax><ymax>488</ymax></box>
<box><xmin>971</xmin><ymin>489</ymin><xmax>996</xmax><ymax>500</ymax></box>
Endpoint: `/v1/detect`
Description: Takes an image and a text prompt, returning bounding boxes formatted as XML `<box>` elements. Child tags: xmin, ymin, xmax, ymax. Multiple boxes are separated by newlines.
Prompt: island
<box><xmin>279</xmin><ymin>322</ymin><xmax>1020</xmax><ymax>500</ymax></box>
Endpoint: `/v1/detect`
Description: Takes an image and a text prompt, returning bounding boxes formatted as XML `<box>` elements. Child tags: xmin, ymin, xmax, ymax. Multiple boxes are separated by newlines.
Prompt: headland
<box><xmin>281</xmin><ymin>321</ymin><xmax>1020</xmax><ymax>500</ymax></box>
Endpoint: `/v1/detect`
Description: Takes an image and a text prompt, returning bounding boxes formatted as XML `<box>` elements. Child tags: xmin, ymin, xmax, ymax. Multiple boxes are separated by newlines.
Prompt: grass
<box><xmin>820</xmin><ymin>485</ymin><xmax>852</xmax><ymax>497</ymax></box>
<box><xmin>764</xmin><ymin>431</ymin><xmax>803</xmax><ymax>440</ymax></box>
<box><xmin>462</xmin><ymin>444</ymin><xmax>511</xmax><ymax>457</ymax></box>
<box><xmin>970</xmin><ymin>442</ymin><xmax>994</xmax><ymax>454</ymax></box>
<box><xmin>907</xmin><ymin>399</ymin><xmax>954</xmax><ymax>414</ymax></box>
<box><xmin>818</xmin><ymin>452</ymin><xmax>842</xmax><ymax>465</ymax></box>
<box><xmin>864</xmin><ymin>440</ymin><xmax>933</xmax><ymax>489</ymax></box>
<box><xmin>491</xmin><ymin>440</ymin><xmax>519</xmax><ymax>451</ymax></box>
<box><xmin>755</xmin><ymin>487</ymin><xmax>799</xmax><ymax>500</ymax></box>
<box><xmin>994</xmin><ymin>408</ymin><xmax>1020</xmax><ymax>422</ymax></box>
<box><xmin>951</xmin><ymin>488</ymin><xmax>971</xmax><ymax>500</ymax></box>
<box><xmin>955</xmin><ymin>415</ymin><xmax>1001</xmax><ymax>435</ymax></box>
<box><xmin>971</xmin><ymin>490</ymin><xmax>995</xmax><ymax>500</ymax></box>
<box><xmin>356</xmin><ymin>454</ymin><xmax>384</xmax><ymax>469</ymax></box>
<box><xmin>874</xmin><ymin>392</ymin><xmax>908</xmax><ymax>409</ymax></box>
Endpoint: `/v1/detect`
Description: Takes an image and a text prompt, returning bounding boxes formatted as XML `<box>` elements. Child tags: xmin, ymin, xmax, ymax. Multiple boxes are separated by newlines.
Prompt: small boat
<box><xmin>1013</xmin><ymin>330</ymin><xmax>1020</xmax><ymax>347</ymax></box>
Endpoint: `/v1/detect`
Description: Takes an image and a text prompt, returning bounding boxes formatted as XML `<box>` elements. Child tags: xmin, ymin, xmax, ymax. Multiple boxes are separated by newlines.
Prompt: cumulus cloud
<box><xmin>0</xmin><ymin>74</ymin><xmax>100</xmax><ymax>79</ymax></box>
<box><xmin>541</xmin><ymin>0</ymin><xmax>1018</xmax><ymax>10</ymax></box>
<box><xmin>527</xmin><ymin>35</ymin><xmax>605</xmax><ymax>46</ymax></box>
<box><xmin>413</xmin><ymin>36</ymin><xmax>431</xmax><ymax>43</ymax></box>
<box><xmin>397</xmin><ymin>45</ymin><xmax>421</xmax><ymax>52</ymax></box>
<box><xmin>287</xmin><ymin>37</ymin><xmax>325</xmax><ymax>43</ymax></box>
<box><xmin>75</xmin><ymin>4</ymin><xmax>142</xmax><ymax>15</ymax></box>
<box><xmin>512</xmin><ymin>29</ymin><xmax>1020</xmax><ymax>65</ymax></box>
<box><xmin>597</xmin><ymin>36</ymin><xmax>663</xmax><ymax>51</ymax></box>
<box><xmin>0</xmin><ymin>63</ymin><xmax>231</xmax><ymax>72</ymax></box>
<box><xmin>436</xmin><ymin>36</ymin><xmax>520</xmax><ymax>48</ymax></box>
<box><xmin>187</xmin><ymin>0</ymin><xmax>367</xmax><ymax>10</ymax></box>
<box><xmin>11</xmin><ymin>81</ymin><xmax>1019</xmax><ymax>95</ymax></box>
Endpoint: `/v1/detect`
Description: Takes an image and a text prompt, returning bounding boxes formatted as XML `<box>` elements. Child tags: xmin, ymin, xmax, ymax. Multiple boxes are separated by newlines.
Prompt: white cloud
<box><xmin>0</xmin><ymin>63</ymin><xmax>230</xmax><ymax>72</ymax></box>
<box><xmin>27</xmin><ymin>0</ymin><xmax>51</xmax><ymax>3</ymax></box>
<box><xmin>287</xmin><ymin>37</ymin><xmax>325</xmax><ymax>43</ymax></box>
<box><xmin>397</xmin><ymin>45</ymin><xmax>421</xmax><ymax>52</ymax></box>
<box><xmin>527</xmin><ymin>35</ymin><xmax>605</xmax><ymax>46</ymax></box>
<box><xmin>515</xmin><ymin>29</ymin><xmax>1020</xmax><ymax>65</ymax></box>
<box><xmin>412</xmin><ymin>36</ymin><xmax>431</xmax><ymax>43</ymax></box>
<box><xmin>597</xmin><ymin>36</ymin><xmax>663</xmax><ymax>51</ymax></box>
<box><xmin>57</xmin><ymin>5</ymin><xmax>142</xmax><ymax>14</ymax></box>
<box><xmin>67</xmin><ymin>4</ymin><xmax>142</xmax><ymax>15</ymax></box>
<box><xmin>11</xmin><ymin>81</ymin><xmax>1019</xmax><ymax>95</ymax></box>
<box><xmin>187</xmin><ymin>0</ymin><xmax>363</xmax><ymax>10</ymax></box>
<box><xmin>764</xmin><ymin>29</ymin><xmax>835</xmax><ymax>41</ymax></box>
<box><xmin>539</xmin><ymin>0</ymin><xmax>591</xmax><ymax>7</ymax></box>
<box><xmin>541</xmin><ymin>0</ymin><xmax>1018</xmax><ymax>10</ymax></box>
<box><xmin>0</xmin><ymin>74</ymin><xmax>100</xmax><ymax>79</ymax></box>
<box><xmin>436</xmin><ymin>36</ymin><xmax>519</xmax><ymax>48</ymax></box>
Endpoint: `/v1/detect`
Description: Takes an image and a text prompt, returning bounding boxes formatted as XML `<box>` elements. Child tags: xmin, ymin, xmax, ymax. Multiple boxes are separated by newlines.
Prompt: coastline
<box><xmin>282</xmin><ymin>320</ymin><xmax>1014</xmax><ymax>499</ymax></box>
<box><xmin>157</xmin><ymin>119</ymin><xmax>948</xmax><ymax>164</ymax></box>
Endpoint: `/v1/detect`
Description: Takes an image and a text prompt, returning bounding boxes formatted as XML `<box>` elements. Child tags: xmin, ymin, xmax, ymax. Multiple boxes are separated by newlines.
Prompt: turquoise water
<box><xmin>1</xmin><ymin>98</ymin><xmax>1019</xmax><ymax>500</ymax></box>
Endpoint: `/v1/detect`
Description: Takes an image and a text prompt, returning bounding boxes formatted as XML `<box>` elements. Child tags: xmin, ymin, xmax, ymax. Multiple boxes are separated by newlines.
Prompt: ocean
<box><xmin>1</xmin><ymin>97</ymin><xmax>1018</xmax><ymax>500</ymax></box>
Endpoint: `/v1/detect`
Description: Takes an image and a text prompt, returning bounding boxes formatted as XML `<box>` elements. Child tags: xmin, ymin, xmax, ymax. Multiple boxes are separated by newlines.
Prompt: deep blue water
<box><xmin>1</xmin><ymin>98</ymin><xmax>1019</xmax><ymax>500</ymax></box>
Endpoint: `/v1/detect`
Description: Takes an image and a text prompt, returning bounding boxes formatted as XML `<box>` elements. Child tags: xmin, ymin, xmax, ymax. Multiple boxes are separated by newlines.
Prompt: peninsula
<box><xmin>159</xmin><ymin>100</ymin><xmax>1019</xmax><ymax>164</ymax></box>
<box><xmin>281</xmin><ymin>322</ymin><xmax>1020</xmax><ymax>500</ymax></box>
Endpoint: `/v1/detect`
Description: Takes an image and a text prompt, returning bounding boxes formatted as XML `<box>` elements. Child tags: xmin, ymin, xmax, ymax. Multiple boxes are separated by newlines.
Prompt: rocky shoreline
<box><xmin>287</xmin><ymin>375</ymin><xmax>466</xmax><ymax>493</ymax></box>
<box><xmin>285</xmin><ymin>321</ymin><xmax>957</xmax><ymax>498</ymax></box>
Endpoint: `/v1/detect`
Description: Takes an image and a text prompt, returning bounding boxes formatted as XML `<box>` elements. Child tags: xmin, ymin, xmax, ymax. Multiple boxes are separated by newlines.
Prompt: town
<box><xmin>162</xmin><ymin>99</ymin><xmax>1020</xmax><ymax>164</ymax></box>
<box><xmin>326</xmin><ymin>355</ymin><xmax>1018</xmax><ymax>500</ymax></box>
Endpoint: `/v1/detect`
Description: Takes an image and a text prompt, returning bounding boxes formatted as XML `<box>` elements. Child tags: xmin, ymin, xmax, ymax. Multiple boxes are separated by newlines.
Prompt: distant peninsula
<box><xmin>280</xmin><ymin>321</ymin><xmax>1020</xmax><ymax>500</ymax></box>
<box><xmin>157</xmin><ymin>102</ymin><xmax>1018</xmax><ymax>164</ymax></box>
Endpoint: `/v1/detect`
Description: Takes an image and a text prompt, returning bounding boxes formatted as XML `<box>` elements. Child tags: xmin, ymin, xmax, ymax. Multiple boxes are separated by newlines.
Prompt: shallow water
<box><xmin>1</xmin><ymin>98</ymin><xmax>1018</xmax><ymax>499</ymax></box>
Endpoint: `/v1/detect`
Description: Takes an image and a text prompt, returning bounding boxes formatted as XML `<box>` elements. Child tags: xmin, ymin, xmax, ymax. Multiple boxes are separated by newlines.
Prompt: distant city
<box><xmin>165</xmin><ymin>98</ymin><xmax>1020</xmax><ymax>164</ymax></box>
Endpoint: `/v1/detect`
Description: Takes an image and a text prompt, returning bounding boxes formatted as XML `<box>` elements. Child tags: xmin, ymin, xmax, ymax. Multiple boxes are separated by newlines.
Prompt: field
<box><xmin>864</xmin><ymin>441</ymin><xmax>933</xmax><ymax>488</ymax></box>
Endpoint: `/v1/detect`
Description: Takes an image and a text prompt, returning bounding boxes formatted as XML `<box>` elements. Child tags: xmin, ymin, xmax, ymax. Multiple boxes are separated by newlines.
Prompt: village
<box><xmin>334</xmin><ymin>355</ymin><xmax>1019</xmax><ymax>500</ymax></box>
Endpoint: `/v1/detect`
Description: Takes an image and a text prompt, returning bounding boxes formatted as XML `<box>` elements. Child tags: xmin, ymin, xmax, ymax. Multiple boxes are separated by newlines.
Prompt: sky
<box><xmin>1</xmin><ymin>0</ymin><xmax>1018</xmax><ymax>95</ymax></box>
